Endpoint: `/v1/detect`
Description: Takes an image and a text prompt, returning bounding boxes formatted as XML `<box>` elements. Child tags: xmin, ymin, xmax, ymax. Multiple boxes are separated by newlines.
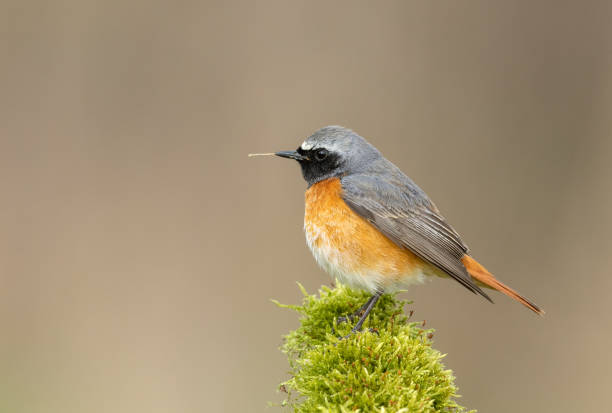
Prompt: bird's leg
<box><xmin>340</xmin><ymin>291</ymin><xmax>383</xmax><ymax>339</ymax></box>
<box><xmin>336</xmin><ymin>294</ymin><xmax>376</xmax><ymax>325</ymax></box>
<box><xmin>351</xmin><ymin>291</ymin><xmax>382</xmax><ymax>333</ymax></box>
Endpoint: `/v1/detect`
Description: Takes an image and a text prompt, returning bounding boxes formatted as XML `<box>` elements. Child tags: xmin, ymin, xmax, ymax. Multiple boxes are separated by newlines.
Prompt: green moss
<box><xmin>274</xmin><ymin>283</ymin><xmax>474</xmax><ymax>413</ymax></box>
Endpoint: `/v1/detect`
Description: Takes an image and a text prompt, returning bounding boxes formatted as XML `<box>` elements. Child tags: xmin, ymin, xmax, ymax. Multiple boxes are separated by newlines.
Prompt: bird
<box><xmin>254</xmin><ymin>126</ymin><xmax>543</xmax><ymax>337</ymax></box>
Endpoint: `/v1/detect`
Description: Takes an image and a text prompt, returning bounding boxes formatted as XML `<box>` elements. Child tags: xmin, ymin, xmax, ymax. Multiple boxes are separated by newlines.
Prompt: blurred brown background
<box><xmin>1</xmin><ymin>1</ymin><xmax>611</xmax><ymax>412</ymax></box>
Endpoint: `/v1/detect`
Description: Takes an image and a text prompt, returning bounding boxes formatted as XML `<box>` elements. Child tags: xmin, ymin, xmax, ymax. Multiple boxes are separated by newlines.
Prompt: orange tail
<box><xmin>461</xmin><ymin>255</ymin><xmax>544</xmax><ymax>315</ymax></box>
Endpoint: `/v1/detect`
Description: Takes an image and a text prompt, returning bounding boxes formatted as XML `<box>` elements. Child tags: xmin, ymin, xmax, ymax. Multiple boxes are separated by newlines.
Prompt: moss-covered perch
<box><xmin>274</xmin><ymin>283</ymin><xmax>474</xmax><ymax>412</ymax></box>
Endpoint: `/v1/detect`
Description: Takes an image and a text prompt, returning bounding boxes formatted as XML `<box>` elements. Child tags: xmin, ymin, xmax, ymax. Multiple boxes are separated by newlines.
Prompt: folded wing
<box><xmin>341</xmin><ymin>174</ymin><xmax>492</xmax><ymax>301</ymax></box>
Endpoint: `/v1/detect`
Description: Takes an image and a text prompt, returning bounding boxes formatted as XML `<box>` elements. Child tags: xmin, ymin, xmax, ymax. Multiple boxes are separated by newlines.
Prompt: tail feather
<box><xmin>461</xmin><ymin>255</ymin><xmax>544</xmax><ymax>316</ymax></box>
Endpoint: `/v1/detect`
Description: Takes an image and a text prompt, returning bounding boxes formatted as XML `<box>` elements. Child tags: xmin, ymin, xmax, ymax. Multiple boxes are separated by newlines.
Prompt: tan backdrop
<box><xmin>2</xmin><ymin>1</ymin><xmax>611</xmax><ymax>412</ymax></box>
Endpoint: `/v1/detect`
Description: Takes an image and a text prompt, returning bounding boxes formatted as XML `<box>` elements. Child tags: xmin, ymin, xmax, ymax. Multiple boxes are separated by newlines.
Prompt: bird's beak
<box><xmin>275</xmin><ymin>150</ymin><xmax>309</xmax><ymax>161</ymax></box>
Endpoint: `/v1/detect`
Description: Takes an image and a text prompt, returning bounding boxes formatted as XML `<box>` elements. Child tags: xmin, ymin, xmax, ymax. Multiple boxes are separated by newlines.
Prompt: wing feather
<box><xmin>341</xmin><ymin>174</ymin><xmax>491</xmax><ymax>301</ymax></box>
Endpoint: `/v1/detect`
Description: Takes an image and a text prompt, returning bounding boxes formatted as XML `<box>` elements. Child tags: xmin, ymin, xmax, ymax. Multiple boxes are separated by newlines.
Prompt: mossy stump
<box><xmin>274</xmin><ymin>283</ymin><xmax>474</xmax><ymax>413</ymax></box>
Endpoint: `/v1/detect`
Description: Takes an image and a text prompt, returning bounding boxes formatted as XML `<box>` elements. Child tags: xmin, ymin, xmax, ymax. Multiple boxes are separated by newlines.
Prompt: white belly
<box><xmin>304</xmin><ymin>221</ymin><xmax>429</xmax><ymax>293</ymax></box>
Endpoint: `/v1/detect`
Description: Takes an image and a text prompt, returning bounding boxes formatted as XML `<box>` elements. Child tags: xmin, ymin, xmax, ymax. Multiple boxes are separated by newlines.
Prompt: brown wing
<box><xmin>341</xmin><ymin>174</ymin><xmax>492</xmax><ymax>302</ymax></box>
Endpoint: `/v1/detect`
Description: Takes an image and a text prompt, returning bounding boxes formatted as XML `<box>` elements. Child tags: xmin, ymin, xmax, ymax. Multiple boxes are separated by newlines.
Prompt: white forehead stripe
<box><xmin>300</xmin><ymin>140</ymin><xmax>315</xmax><ymax>150</ymax></box>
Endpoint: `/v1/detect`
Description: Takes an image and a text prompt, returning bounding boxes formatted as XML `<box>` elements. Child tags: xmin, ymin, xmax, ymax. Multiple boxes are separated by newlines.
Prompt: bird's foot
<box><xmin>338</xmin><ymin>327</ymin><xmax>379</xmax><ymax>341</ymax></box>
<box><xmin>336</xmin><ymin>314</ymin><xmax>357</xmax><ymax>325</ymax></box>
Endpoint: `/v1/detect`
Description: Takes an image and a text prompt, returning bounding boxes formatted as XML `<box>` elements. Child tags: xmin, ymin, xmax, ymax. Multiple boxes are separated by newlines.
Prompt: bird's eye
<box><xmin>314</xmin><ymin>148</ymin><xmax>329</xmax><ymax>161</ymax></box>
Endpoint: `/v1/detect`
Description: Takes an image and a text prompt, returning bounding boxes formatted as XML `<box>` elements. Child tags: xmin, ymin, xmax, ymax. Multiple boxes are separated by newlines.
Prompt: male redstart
<box><xmin>251</xmin><ymin>126</ymin><xmax>543</xmax><ymax>336</ymax></box>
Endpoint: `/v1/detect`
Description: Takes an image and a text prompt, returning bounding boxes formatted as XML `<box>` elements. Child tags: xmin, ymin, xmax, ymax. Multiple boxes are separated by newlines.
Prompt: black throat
<box><xmin>297</xmin><ymin>148</ymin><xmax>344</xmax><ymax>187</ymax></box>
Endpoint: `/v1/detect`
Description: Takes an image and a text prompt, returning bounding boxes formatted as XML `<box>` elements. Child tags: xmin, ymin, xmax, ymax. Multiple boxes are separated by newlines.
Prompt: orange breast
<box><xmin>304</xmin><ymin>177</ymin><xmax>427</xmax><ymax>292</ymax></box>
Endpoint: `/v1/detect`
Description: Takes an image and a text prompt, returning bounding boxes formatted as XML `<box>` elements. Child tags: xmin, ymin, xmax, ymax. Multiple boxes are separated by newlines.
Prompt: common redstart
<box><xmin>251</xmin><ymin>126</ymin><xmax>543</xmax><ymax>336</ymax></box>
